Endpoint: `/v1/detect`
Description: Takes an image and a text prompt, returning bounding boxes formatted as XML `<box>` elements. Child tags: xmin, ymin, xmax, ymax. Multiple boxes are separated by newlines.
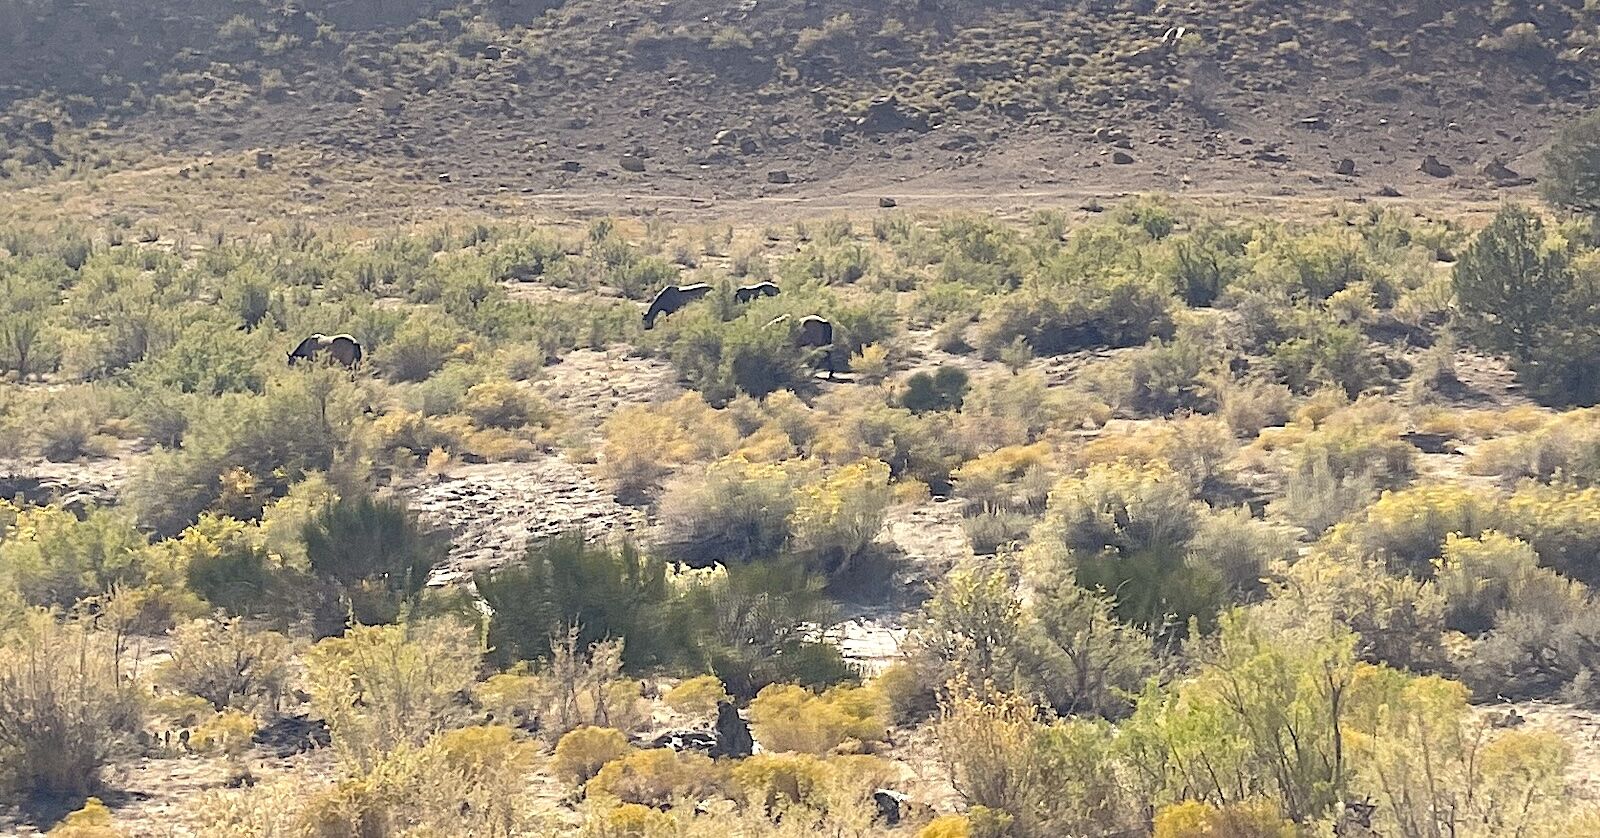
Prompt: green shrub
<box><xmin>1504</xmin><ymin>484</ymin><xmax>1600</xmax><ymax>587</ymax></box>
<box><xmin>789</xmin><ymin>459</ymin><xmax>892</xmax><ymax>575</ymax></box>
<box><xmin>675</xmin><ymin>561</ymin><xmax>854</xmax><ymax>696</ymax></box>
<box><xmin>460</xmin><ymin>380</ymin><xmax>542</xmax><ymax>430</ymax></box>
<box><xmin>1028</xmin><ymin>463</ymin><xmax>1222</xmax><ymax>631</ymax></box>
<box><xmin>1544</xmin><ymin>110</ymin><xmax>1600</xmax><ymax>215</ymax></box>
<box><xmin>664</xmin><ymin>675</ymin><xmax>729</xmax><ymax>718</ymax></box>
<box><xmin>376</xmin><ymin>312</ymin><xmax>462</xmax><ymax>382</ymax></box>
<box><xmin>584</xmin><ymin>748</ymin><xmax>725</xmax><ymax>807</ymax></box>
<box><xmin>1435</xmin><ymin>532</ymin><xmax>1585</xmax><ymax>636</ymax></box>
<box><xmin>1021</xmin><ymin>578</ymin><xmax>1155</xmax><ymax>719</ymax></box>
<box><xmin>901</xmin><ymin>366</ymin><xmax>970</xmax><ymax>414</ymax></box>
<box><xmin>303</xmin><ymin>494</ymin><xmax>447</xmax><ymax>630</ymax></box>
<box><xmin>937</xmin><ymin>688</ymin><xmax>1133</xmax><ymax>838</ymax></box>
<box><xmin>1453</xmin><ymin>205</ymin><xmax>1600</xmax><ymax>406</ymax></box>
<box><xmin>172</xmin><ymin>515</ymin><xmax>298</xmax><ymax>620</ymax></box>
<box><xmin>476</xmin><ymin>534</ymin><xmax>676</xmax><ymax>670</ymax></box>
<box><xmin>973</xmin><ymin>273</ymin><xmax>1174</xmax><ymax>357</ymax></box>
<box><xmin>655</xmin><ymin>457</ymin><xmax>808</xmax><ymax>562</ymax></box>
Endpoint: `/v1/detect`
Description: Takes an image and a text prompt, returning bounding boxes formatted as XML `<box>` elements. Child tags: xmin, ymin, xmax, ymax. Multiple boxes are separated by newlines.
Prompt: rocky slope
<box><xmin>1</xmin><ymin>1</ymin><xmax>1595</xmax><ymax>203</ymax></box>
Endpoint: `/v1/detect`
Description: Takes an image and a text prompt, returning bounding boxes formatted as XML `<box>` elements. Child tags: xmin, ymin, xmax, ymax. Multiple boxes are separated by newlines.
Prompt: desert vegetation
<box><xmin>3</xmin><ymin>104</ymin><xmax>1600</xmax><ymax>836</ymax></box>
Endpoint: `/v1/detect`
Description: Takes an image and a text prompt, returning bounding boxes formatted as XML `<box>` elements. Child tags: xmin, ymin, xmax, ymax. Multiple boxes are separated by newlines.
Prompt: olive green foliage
<box><xmin>1544</xmin><ymin>109</ymin><xmax>1600</xmax><ymax>215</ymax></box>
<box><xmin>655</xmin><ymin>457</ymin><xmax>891</xmax><ymax>576</ymax></box>
<box><xmin>908</xmin><ymin>563</ymin><xmax>1155</xmax><ymax>720</ymax></box>
<box><xmin>1453</xmin><ymin>205</ymin><xmax>1600</xmax><ymax>405</ymax></box>
<box><xmin>675</xmin><ymin>561</ymin><xmax>855</xmax><ymax>696</ymax></box>
<box><xmin>303</xmin><ymin>494</ymin><xmax>447</xmax><ymax>630</ymax></box>
<box><xmin>900</xmin><ymin>366</ymin><xmax>970</xmax><ymax>414</ymax></box>
<box><xmin>172</xmin><ymin>515</ymin><xmax>299</xmax><ymax>620</ymax></box>
<box><xmin>1029</xmin><ymin>463</ymin><xmax>1276</xmax><ymax>632</ymax></box>
<box><xmin>476</xmin><ymin>534</ymin><xmax>675</xmax><ymax>670</ymax></box>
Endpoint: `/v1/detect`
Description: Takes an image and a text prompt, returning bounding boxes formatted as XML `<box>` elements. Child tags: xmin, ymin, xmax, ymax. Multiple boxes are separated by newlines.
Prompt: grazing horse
<box><xmin>764</xmin><ymin>314</ymin><xmax>837</xmax><ymax>379</ymax></box>
<box><xmin>288</xmin><ymin>333</ymin><xmax>363</xmax><ymax>369</ymax></box>
<box><xmin>733</xmin><ymin>281</ymin><xmax>781</xmax><ymax>304</ymax></box>
<box><xmin>643</xmin><ymin>283</ymin><xmax>713</xmax><ymax>329</ymax></box>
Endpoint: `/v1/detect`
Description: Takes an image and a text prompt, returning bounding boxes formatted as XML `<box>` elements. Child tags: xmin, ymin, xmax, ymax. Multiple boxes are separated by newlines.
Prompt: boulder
<box><xmin>437</xmin><ymin>172</ymin><xmax>452</xmax><ymax>183</ymax></box>
<box><xmin>620</xmin><ymin>155</ymin><xmax>646</xmax><ymax>173</ymax></box>
<box><xmin>252</xmin><ymin>715</ymin><xmax>331</xmax><ymax>758</ymax></box>
<box><xmin>820</xmin><ymin>128</ymin><xmax>844</xmax><ymax>146</ymax></box>
<box><xmin>1093</xmin><ymin>126</ymin><xmax>1129</xmax><ymax>143</ymax></box>
<box><xmin>255</xmin><ymin>151</ymin><xmax>275</xmax><ymax>171</ymax></box>
<box><xmin>879</xmin><ymin>197</ymin><xmax>898</xmax><ymax>208</ymax></box>
<box><xmin>1376</xmin><ymin>184</ymin><xmax>1403</xmax><ymax>197</ymax></box>
<box><xmin>739</xmin><ymin>137</ymin><xmax>760</xmax><ymax>155</ymax></box>
<box><xmin>766</xmin><ymin>169</ymin><xmax>791</xmax><ymax>184</ymax></box>
<box><xmin>1111</xmin><ymin>151</ymin><xmax>1135</xmax><ymax>165</ymax></box>
<box><xmin>558</xmin><ymin>160</ymin><xmax>582</xmax><ymax>173</ymax></box>
<box><xmin>1420</xmin><ymin>155</ymin><xmax>1455</xmax><ymax>178</ymax></box>
<box><xmin>713</xmin><ymin>129</ymin><xmax>737</xmax><ymax>146</ymax></box>
<box><xmin>1334</xmin><ymin>157</ymin><xmax>1357</xmax><ymax>176</ymax></box>
<box><xmin>855</xmin><ymin>96</ymin><xmax>930</xmax><ymax>134</ymax></box>
<box><xmin>1483</xmin><ymin>158</ymin><xmax>1519</xmax><ymax>180</ymax></box>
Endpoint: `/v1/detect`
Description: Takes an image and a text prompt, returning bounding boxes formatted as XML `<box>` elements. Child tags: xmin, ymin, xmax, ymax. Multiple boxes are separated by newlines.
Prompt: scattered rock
<box><xmin>1400</xmin><ymin>431</ymin><xmax>1455</xmax><ymax>455</ymax></box>
<box><xmin>437</xmin><ymin>172</ymin><xmax>452</xmax><ymax>183</ymax></box>
<box><xmin>0</xmin><ymin>474</ymin><xmax>115</xmax><ymax>515</ymax></box>
<box><xmin>1376</xmin><ymin>184</ymin><xmax>1403</xmax><ymax>197</ymax></box>
<box><xmin>620</xmin><ymin>154</ymin><xmax>646</xmax><ymax>172</ymax></box>
<box><xmin>254</xmin><ymin>151</ymin><xmax>274</xmax><ymax>171</ymax></box>
<box><xmin>557</xmin><ymin>160</ymin><xmax>582</xmax><ymax>173</ymax></box>
<box><xmin>938</xmin><ymin>133</ymin><xmax>980</xmax><ymax>152</ymax></box>
<box><xmin>1483</xmin><ymin>158</ymin><xmax>1519</xmax><ymax>180</ymax></box>
<box><xmin>738</xmin><ymin>137</ymin><xmax>760</xmax><ymax>155</ymax></box>
<box><xmin>1334</xmin><ymin>157</ymin><xmax>1357</xmax><ymax>176</ymax></box>
<box><xmin>713</xmin><ymin>129</ymin><xmax>737</xmax><ymax>146</ymax></box>
<box><xmin>820</xmin><ymin>127</ymin><xmax>843</xmax><ymax>146</ymax></box>
<box><xmin>766</xmin><ymin>169</ymin><xmax>791</xmax><ymax>184</ymax></box>
<box><xmin>252</xmin><ymin>715</ymin><xmax>331</xmax><ymax>758</ymax></box>
<box><xmin>878</xmin><ymin>196</ymin><xmax>898</xmax><ymax>208</ymax></box>
<box><xmin>28</xmin><ymin>118</ymin><xmax>54</xmax><ymax>144</ymax></box>
<box><xmin>1254</xmin><ymin>149</ymin><xmax>1292</xmax><ymax>164</ymax></box>
<box><xmin>652</xmin><ymin>730</ymin><xmax>718</xmax><ymax>752</ymax></box>
<box><xmin>1420</xmin><ymin>155</ymin><xmax>1455</xmax><ymax>178</ymax></box>
<box><xmin>1111</xmin><ymin>151</ymin><xmax>1135</xmax><ymax>165</ymax></box>
<box><xmin>854</xmin><ymin>96</ymin><xmax>930</xmax><ymax>134</ymax></box>
<box><xmin>1093</xmin><ymin>126</ymin><xmax>1129</xmax><ymax>143</ymax></box>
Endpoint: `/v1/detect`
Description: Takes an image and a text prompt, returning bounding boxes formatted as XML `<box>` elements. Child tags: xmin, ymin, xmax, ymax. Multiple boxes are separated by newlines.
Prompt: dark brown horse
<box><xmin>733</xmin><ymin>281</ymin><xmax>781</xmax><ymax>304</ymax></box>
<box><xmin>643</xmin><ymin>284</ymin><xmax>713</xmax><ymax>329</ymax></box>
<box><xmin>288</xmin><ymin>333</ymin><xmax>363</xmax><ymax>369</ymax></box>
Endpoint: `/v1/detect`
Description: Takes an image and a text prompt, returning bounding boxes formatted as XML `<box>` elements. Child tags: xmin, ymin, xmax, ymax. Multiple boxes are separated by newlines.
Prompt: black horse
<box><xmin>643</xmin><ymin>284</ymin><xmax>713</xmax><ymax>329</ymax></box>
<box><xmin>733</xmin><ymin>281</ymin><xmax>781</xmax><ymax>304</ymax></box>
<box><xmin>287</xmin><ymin>333</ymin><xmax>363</xmax><ymax>369</ymax></box>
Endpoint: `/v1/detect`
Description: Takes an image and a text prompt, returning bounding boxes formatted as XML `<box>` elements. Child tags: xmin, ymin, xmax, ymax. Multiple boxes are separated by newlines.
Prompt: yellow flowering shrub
<box><xmin>747</xmin><ymin>684</ymin><xmax>888</xmax><ymax>754</ymax></box>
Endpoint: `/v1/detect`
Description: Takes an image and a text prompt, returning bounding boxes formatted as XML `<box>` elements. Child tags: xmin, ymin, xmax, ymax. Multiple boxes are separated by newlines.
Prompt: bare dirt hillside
<box><xmin>1</xmin><ymin>0</ymin><xmax>1595</xmax><ymax>209</ymax></box>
